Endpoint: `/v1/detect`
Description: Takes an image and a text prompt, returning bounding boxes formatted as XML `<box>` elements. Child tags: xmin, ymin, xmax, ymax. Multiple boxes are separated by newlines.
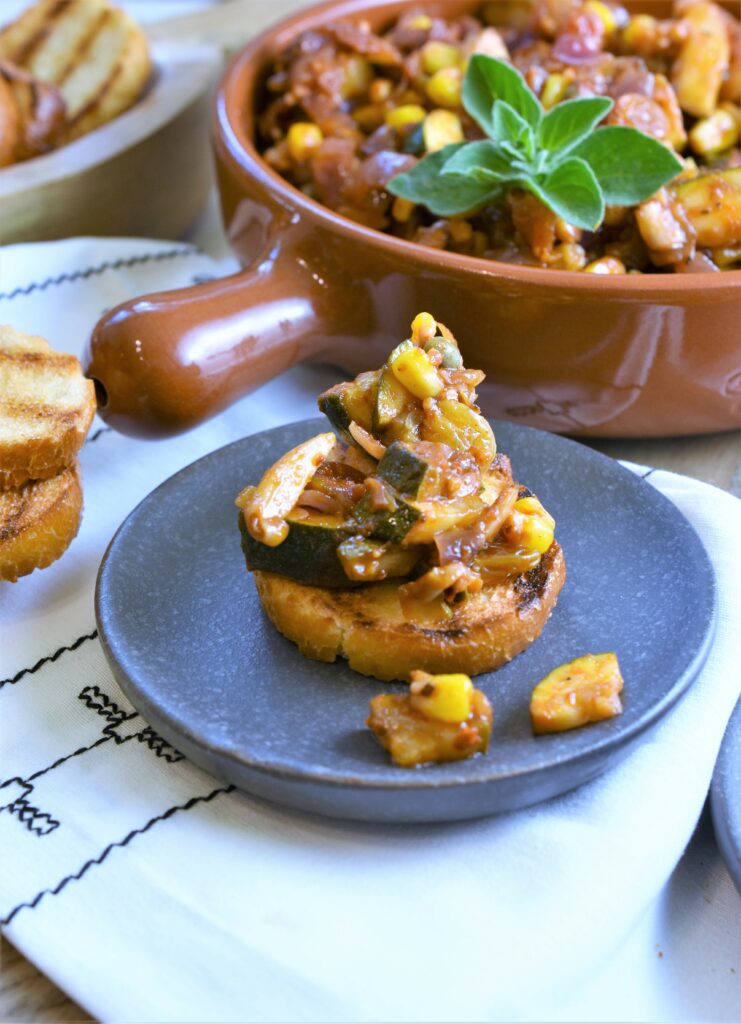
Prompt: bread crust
<box><xmin>0</xmin><ymin>460</ymin><xmax>83</xmax><ymax>582</ymax></box>
<box><xmin>0</xmin><ymin>325</ymin><xmax>96</xmax><ymax>489</ymax></box>
<box><xmin>253</xmin><ymin>541</ymin><xmax>566</xmax><ymax>681</ymax></box>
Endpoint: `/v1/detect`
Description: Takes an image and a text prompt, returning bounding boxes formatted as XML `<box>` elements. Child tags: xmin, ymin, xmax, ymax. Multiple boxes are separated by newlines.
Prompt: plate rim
<box><xmin>95</xmin><ymin>417</ymin><xmax>718</xmax><ymax>795</ymax></box>
<box><xmin>711</xmin><ymin>695</ymin><xmax>741</xmax><ymax>893</ymax></box>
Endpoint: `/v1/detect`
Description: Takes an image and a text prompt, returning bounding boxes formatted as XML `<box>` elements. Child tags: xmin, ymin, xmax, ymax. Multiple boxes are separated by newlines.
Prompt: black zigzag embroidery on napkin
<box><xmin>78</xmin><ymin>684</ymin><xmax>129</xmax><ymax>724</ymax></box>
<box><xmin>26</xmin><ymin>736</ymin><xmax>112</xmax><ymax>783</ymax></box>
<box><xmin>1</xmin><ymin>785</ymin><xmax>236</xmax><ymax>926</ymax></box>
<box><xmin>0</xmin><ymin>631</ymin><xmax>98</xmax><ymax>689</ymax></box>
<box><xmin>0</xmin><ymin>780</ymin><xmax>60</xmax><ymax>836</ymax></box>
<box><xmin>137</xmin><ymin>727</ymin><xmax>185</xmax><ymax>763</ymax></box>
<box><xmin>78</xmin><ymin>685</ymin><xmax>184</xmax><ymax>761</ymax></box>
<box><xmin>0</xmin><ymin>248</ymin><xmax>199</xmax><ymax>303</ymax></box>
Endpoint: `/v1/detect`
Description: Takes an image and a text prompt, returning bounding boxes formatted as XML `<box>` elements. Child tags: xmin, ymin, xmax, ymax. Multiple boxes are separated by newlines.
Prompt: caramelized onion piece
<box><xmin>296</xmin><ymin>489</ymin><xmax>342</xmax><ymax>514</ymax></box>
<box><xmin>349</xmin><ymin>420</ymin><xmax>386</xmax><ymax>459</ymax></box>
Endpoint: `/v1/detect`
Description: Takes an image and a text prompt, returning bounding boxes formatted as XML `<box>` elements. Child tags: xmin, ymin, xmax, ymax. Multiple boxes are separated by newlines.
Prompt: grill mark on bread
<box><xmin>0</xmin><ymin>326</ymin><xmax>95</xmax><ymax>491</ymax></box>
<box><xmin>514</xmin><ymin>551</ymin><xmax>551</xmax><ymax>609</ymax></box>
<box><xmin>0</xmin><ymin>475</ymin><xmax>72</xmax><ymax>539</ymax></box>
<box><xmin>10</xmin><ymin>0</ymin><xmax>69</xmax><ymax>66</ymax></box>
<box><xmin>68</xmin><ymin>54</ymin><xmax>121</xmax><ymax>127</ymax></box>
<box><xmin>57</xmin><ymin>6</ymin><xmax>110</xmax><ymax>86</ymax></box>
<box><xmin>2</xmin><ymin>400</ymin><xmax>77</xmax><ymax>424</ymax></box>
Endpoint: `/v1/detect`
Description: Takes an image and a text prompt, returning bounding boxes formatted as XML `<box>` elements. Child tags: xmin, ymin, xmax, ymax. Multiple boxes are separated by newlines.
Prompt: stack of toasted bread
<box><xmin>0</xmin><ymin>325</ymin><xmax>95</xmax><ymax>582</ymax></box>
<box><xmin>0</xmin><ymin>0</ymin><xmax>151</xmax><ymax>168</ymax></box>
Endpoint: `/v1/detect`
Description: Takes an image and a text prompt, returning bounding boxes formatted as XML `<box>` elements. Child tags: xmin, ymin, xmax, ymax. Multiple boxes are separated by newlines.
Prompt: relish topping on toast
<box><xmin>236</xmin><ymin>313</ymin><xmax>559</xmax><ymax>624</ymax></box>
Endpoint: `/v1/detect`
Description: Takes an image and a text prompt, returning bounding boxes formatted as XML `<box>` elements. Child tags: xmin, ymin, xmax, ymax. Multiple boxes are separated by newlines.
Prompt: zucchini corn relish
<box><xmin>236</xmin><ymin>313</ymin><xmax>566</xmax><ymax>683</ymax></box>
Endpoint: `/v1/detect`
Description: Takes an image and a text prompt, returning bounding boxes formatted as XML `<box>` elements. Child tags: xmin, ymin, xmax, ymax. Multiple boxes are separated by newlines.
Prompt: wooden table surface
<box><xmin>2</xmin><ymin>0</ymin><xmax>740</xmax><ymax>1018</ymax></box>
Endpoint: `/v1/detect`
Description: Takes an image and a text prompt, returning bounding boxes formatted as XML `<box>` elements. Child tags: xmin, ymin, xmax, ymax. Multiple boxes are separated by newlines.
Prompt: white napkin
<box><xmin>1</xmin><ymin>239</ymin><xmax>739</xmax><ymax>1023</ymax></box>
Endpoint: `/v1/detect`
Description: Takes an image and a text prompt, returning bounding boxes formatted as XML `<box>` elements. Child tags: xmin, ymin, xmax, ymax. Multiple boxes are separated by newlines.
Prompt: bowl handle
<box><xmin>85</xmin><ymin>228</ymin><xmax>332</xmax><ymax>437</ymax></box>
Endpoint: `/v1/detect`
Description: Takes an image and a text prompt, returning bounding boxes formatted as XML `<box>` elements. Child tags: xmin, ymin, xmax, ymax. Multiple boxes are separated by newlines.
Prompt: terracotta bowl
<box><xmin>87</xmin><ymin>0</ymin><xmax>741</xmax><ymax>439</ymax></box>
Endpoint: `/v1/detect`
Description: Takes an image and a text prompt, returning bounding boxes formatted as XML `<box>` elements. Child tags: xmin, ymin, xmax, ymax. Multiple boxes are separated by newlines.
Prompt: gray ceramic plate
<box><xmin>96</xmin><ymin>419</ymin><xmax>716</xmax><ymax>823</ymax></box>
<box><xmin>711</xmin><ymin>697</ymin><xmax>741</xmax><ymax>894</ymax></box>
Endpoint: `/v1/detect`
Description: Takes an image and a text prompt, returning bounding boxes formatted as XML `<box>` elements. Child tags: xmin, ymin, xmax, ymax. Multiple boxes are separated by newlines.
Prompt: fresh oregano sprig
<box><xmin>388</xmin><ymin>55</ymin><xmax>683</xmax><ymax>230</ymax></box>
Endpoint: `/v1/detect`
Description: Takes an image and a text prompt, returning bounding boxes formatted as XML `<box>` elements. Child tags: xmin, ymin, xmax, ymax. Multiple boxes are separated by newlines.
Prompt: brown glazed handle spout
<box><xmin>85</xmin><ymin>227</ymin><xmax>332</xmax><ymax>438</ymax></box>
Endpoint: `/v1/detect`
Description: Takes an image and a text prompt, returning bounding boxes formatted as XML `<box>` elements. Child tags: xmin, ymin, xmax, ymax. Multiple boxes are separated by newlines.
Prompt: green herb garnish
<box><xmin>388</xmin><ymin>56</ymin><xmax>683</xmax><ymax>230</ymax></box>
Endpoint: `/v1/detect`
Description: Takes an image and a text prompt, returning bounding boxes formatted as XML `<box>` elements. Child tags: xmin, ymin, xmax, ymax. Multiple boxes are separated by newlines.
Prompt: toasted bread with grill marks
<box><xmin>0</xmin><ymin>0</ymin><xmax>151</xmax><ymax>144</ymax></box>
<box><xmin>0</xmin><ymin>325</ymin><xmax>95</xmax><ymax>490</ymax></box>
<box><xmin>0</xmin><ymin>59</ymin><xmax>67</xmax><ymax>162</ymax></box>
<box><xmin>253</xmin><ymin>541</ymin><xmax>566</xmax><ymax>682</ymax></box>
<box><xmin>0</xmin><ymin>460</ymin><xmax>82</xmax><ymax>581</ymax></box>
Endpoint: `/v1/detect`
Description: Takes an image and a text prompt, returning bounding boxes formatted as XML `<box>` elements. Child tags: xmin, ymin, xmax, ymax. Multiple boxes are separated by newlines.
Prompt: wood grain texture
<box><xmin>0</xmin><ymin>938</ymin><xmax>92</xmax><ymax>1022</ymax></box>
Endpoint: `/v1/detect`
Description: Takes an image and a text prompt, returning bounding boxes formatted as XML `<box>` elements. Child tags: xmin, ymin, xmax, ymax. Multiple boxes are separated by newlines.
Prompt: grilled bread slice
<box><xmin>0</xmin><ymin>460</ymin><xmax>82</xmax><ymax>581</ymax></box>
<box><xmin>253</xmin><ymin>541</ymin><xmax>566</xmax><ymax>681</ymax></box>
<box><xmin>0</xmin><ymin>325</ymin><xmax>95</xmax><ymax>490</ymax></box>
<box><xmin>0</xmin><ymin>0</ymin><xmax>151</xmax><ymax>143</ymax></box>
<box><xmin>0</xmin><ymin>59</ymin><xmax>67</xmax><ymax>162</ymax></box>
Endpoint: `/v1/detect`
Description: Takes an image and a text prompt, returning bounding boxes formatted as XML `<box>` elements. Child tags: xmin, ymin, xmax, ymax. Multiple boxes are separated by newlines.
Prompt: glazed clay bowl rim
<box><xmin>214</xmin><ymin>0</ymin><xmax>741</xmax><ymax>298</ymax></box>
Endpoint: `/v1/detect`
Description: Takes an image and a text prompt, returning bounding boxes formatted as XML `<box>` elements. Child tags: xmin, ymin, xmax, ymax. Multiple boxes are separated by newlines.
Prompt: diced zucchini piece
<box><xmin>673</xmin><ymin>169</ymin><xmax>741</xmax><ymax>248</ymax></box>
<box><xmin>375</xmin><ymin>365</ymin><xmax>410</xmax><ymax>429</ymax></box>
<box><xmin>239</xmin><ymin>508</ymin><xmax>355</xmax><ymax>588</ymax></box>
<box><xmin>376</xmin><ymin>441</ymin><xmax>446</xmax><ymax>498</ymax></box>
<box><xmin>352</xmin><ymin>485</ymin><xmax>422</xmax><ymax>544</ymax></box>
<box><xmin>671</xmin><ymin>1</ymin><xmax>729</xmax><ymax>118</ymax></box>
<box><xmin>318</xmin><ymin>370</ymin><xmax>379</xmax><ymax>443</ymax></box>
<box><xmin>422</xmin><ymin>399</ymin><xmax>496</xmax><ymax>465</ymax></box>
<box><xmin>403</xmin><ymin>471</ymin><xmax>503</xmax><ymax>545</ymax></box>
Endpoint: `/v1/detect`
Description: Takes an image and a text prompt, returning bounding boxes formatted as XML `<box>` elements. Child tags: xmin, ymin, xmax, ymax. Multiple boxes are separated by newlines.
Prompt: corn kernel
<box><xmin>584</xmin><ymin>256</ymin><xmax>627</xmax><ymax>274</ymax></box>
<box><xmin>408</xmin><ymin>14</ymin><xmax>432</xmax><ymax>29</ymax></box>
<box><xmin>423</xmin><ymin>109</ymin><xmax>464</xmax><ymax>152</ymax></box>
<box><xmin>369</xmin><ymin>78</ymin><xmax>392</xmax><ymax>104</ymax></box>
<box><xmin>410</xmin><ymin>311</ymin><xmax>437</xmax><ymax>345</ymax></box>
<box><xmin>286</xmin><ymin>122</ymin><xmax>323</xmax><ymax>162</ymax></box>
<box><xmin>530</xmin><ymin>653</ymin><xmax>624</xmax><ymax>734</ymax></box>
<box><xmin>426</xmin><ymin>67</ymin><xmax>462</xmax><ymax>108</ymax></box>
<box><xmin>391</xmin><ymin>346</ymin><xmax>443</xmax><ymax>398</ymax></box>
<box><xmin>584</xmin><ymin>0</ymin><xmax>616</xmax><ymax>35</ymax></box>
<box><xmin>386</xmin><ymin>104</ymin><xmax>427</xmax><ymax>131</ymax></box>
<box><xmin>410</xmin><ymin>671</ymin><xmax>473</xmax><ymax>723</ymax></box>
<box><xmin>621</xmin><ymin>13</ymin><xmax>657</xmax><ymax>53</ymax></box>
<box><xmin>421</xmin><ymin>40</ymin><xmax>460</xmax><ymax>74</ymax></box>
<box><xmin>540</xmin><ymin>72</ymin><xmax>571</xmax><ymax>110</ymax></box>
<box><xmin>504</xmin><ymin>496</ymin><xmax>555</xmax><ymax>555</ymax></box>
<box><xmin>392</xmin><ymin>197</ymin><xmax>416</xmax><ymax>222</ymax></box>
<box><xmin>689</xmin><ymin>109</ymin><xmax>739</xmax><ymax>157</ymax></box>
